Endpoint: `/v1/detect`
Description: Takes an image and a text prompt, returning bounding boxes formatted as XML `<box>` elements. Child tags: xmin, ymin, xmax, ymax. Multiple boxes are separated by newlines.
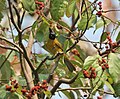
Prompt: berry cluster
<box><xmin>5</xmin><ymin>79</ymin><xmax>19</xmax><ymax>92</ymax></box>
<box><xmin>98</xmin><ymin>58</ymin><xmax>109</xmax><ymax>70</ymax></box>
<box><xmin>96</xmin><ymin>1</ymin><xmax>102</xmax><ymax>17</ymax></box>
<box><xmin>6</xmin><ymin>79</ymin><xmax>48</xmax><ymax>99</ymax></box>
<box><xmin>71</xmin><ymin>49</ymin><xmax>80</xmax><ymax>57</ymax></box>
<box><xmin>35</xmin><ymin>0</ymin><xmax>44</xmax><ymax>14</ymax></box>
<box><xmin>105</xmin><ymin>32</ymin><xmax>118</xmax><ymax>53</ymax></box>
<box><xmin>83</xmin><ymin>67</ymin><xmax>97</xmax><ymax>79</ymax></box>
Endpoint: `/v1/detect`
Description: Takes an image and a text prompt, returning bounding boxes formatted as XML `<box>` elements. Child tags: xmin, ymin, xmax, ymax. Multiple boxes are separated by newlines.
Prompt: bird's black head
<box><xmin>49</xmin><ymin>33</ymin><xmax>56</xmax><ymax>40</ymax></box>
<box><xmin>49</xmin><ymin>28</ymin><xmax>56</xmax><ymax>40</ymax></box>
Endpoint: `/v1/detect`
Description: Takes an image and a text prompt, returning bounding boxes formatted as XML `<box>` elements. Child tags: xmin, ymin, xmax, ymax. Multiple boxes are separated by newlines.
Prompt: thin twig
<box><xmin>13</xmin><ymin>4</ymin><xmax>21</xmax><ymax>29</ymax></box>
<box><xmin>7</xmin><ymin>0</ymin><xmax>21</xmax><ymax>33</ymax></box>
<box><xmin>0</xmin><ymin>44</ymin><xmax>20</xmax><ymax>53</ymax></box>
<box><xmin>21</xmin><ymin>10</ymin><xmax>26</xmax><ymax>25</ymax></box>
<box><xmin>51</xmin><ymin>73</ymin><xmax>79</xmax><ymax>95</ymax></box>
<box><xmin>36</xmin><ymin>56</ymin><xmax>48</xmax><ymax>73</ymax></box>
<box><xmin>0</xmin><ymin>36</ymin><xmax>23</xmax><ymax>53</ymax></box>
<box><xmin>0</xmin><ymin>50</ymin><xmax>12</xmax><ymax>69</ymax></box>
<box><xmin>47</xmin><ymin>56</ymin><xmax>60</xmax><ymax>83</ymax></box>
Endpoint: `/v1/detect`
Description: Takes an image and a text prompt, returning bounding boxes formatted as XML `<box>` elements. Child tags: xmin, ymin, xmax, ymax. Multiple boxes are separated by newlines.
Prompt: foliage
<box><xmin>0</xmin><ymin>0</ymin><xmax>120</xmax><ymax>99</ymax></box>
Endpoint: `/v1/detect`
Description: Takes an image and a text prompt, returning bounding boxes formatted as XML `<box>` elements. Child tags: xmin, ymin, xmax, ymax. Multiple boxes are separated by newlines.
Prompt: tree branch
<box><xmin>51</xmin><ymin>73</ymin><xmax>79</xmax><ymax>95</ymax></box>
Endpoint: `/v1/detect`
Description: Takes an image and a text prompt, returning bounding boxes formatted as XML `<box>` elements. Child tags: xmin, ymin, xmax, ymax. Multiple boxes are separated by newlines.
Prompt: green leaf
<box><xmin>113</xmin><ymin>81</ymin><xmax>120</xmax><ymax>97</ymax></box>
<box><xmin>95</xmin><ymin>19</ymin><xmax>111</xmax><ymax>30</ymax></box>
<box><xmin>22</xmin><ymin>0</ymin><xmax>36</xmax><ymax>14</ymax></box>
<box><xmin>78</xmin><ymin>14</ymin><xmax>97</xmax><ymax>31</ymax></box>
<box><xmin>36</xmin><ymin>22</ymin><xmax>49</xmax><ymax>42</ymax></box>
<box><xmin>56</xmin><ymin>68</ymin><xmax>66</xmax><ymax>77</ymax></box>
<box><xmin>0</xmin><ymin>86</ymin><xmax>6</xmax><ymax>98</ymax></box>
<box><xmin>18</xmin><ymin>76</ymin><xmax>27</xmax><ymax>86</ymax></box>
<box><xmin>4</xmin><ymin>92</ymin><xmax>23</xmax><ymax>99</ymax></box>
<box><xmin>0</xmin><ymin>0</ymin><xmax>6</xmax><ymax>12</ymax></box>
<box><xmin>63</xmin><ymin>40</ymin><xmax>69</xmax><ymax>52</ymax></box>
<box><xmin>69</xmin><ymin>91</ymin><xmax>75</xmax><ymax>99</ymax></box>
<box><xmin>83</xmin><ymin>55</ymin><xmax>100</xmax><ymax>69</ymax></box>
<box><xmin>50</xmin><ymin>0</ymin><xmax>68</xmax><ymax>21</ymax></box>
<box><xmin>38</xmin><ymin>74</ymin><xmax>49</xmax><ymax>81</ymax></box>
<box><xmin>75</xmin><ymin>45</ymin><xmax>86</xmax><ymax>61</ymax></box>
<box><xmin>108</xmin><ymin>53</ymin><xmax>120</xmax><ymax>83</ymax></box>
<box><xmin>105</xmin><ymin>81</ymin><xmax>115</xmax><ymax>94</ymax></box>
<box><xmin>16</xmin><ymin>85</ymin><xmax>23</xmax><ymax>95</ymax></box>
<box><xmin>0</xmin><ymin>55</ymin><xmax>12</xmax><ymax>82</ymax></box>
<box><xmin>66</xmin><ymin>0</ymin><xmax>76</xmax><ymax>17</ymax></box>
<box><xmin>44</xmin><ymin>91</ymin><xmax>51</xmax><ymax>98</ymax></box>
<box><xmin>116</xmin><ymin>32</ymin><xmax>120</xmax><ymax>41</ymax></box>
<box><xmin>58</xmin><ymin>20</ymin><xmax>71</xmax><ymax>29</ymax></box>
<box><xmin>100</xmin><ymin>32</ymin><xmax>107</xmax><ymax>42</ymax></box>
<box><xmin>62</xmin><ymin>90</ymin><xmax>73</xmax><ymax>99</ymax></box>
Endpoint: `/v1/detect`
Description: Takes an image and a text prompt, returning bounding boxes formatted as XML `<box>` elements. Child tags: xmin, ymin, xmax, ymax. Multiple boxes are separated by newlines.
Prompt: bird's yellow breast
<box><xmin>44</xmin><ymin>38</ymin><xmax>63</xmax><ymax>55</ymax></box>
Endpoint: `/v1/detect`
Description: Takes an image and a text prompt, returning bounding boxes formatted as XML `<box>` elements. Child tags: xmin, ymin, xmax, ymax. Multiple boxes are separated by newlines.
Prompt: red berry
<box><xmin>41</xmin><ymin>84</ymin><xmax>48</xmax><ymax>89</ymax></box>
<box><xmin>105</xmin><ymin>45</ymin><xmax>109</xmax><ymax>49</ymax></box>
<box><xmin>5</xmin><ymin>85</ymin><xmax>12</xmax><ymax>91</ymax></box>
<box><xmin>107</xmin><ymin>36</ymin><xmax>111</xmax><ymax>40</ymax></box>
<box><xmin>83</xmin><ymin>70</ymin><xmax>88</xmax><ymax>75</ymax></box>
<box><xmin>21</xmin><ymin>89</ymin><xmax>27</xmax><ymax>95</ymax></box>
<box><xmin>102</xmin><ymin>65</ymin><xmax>105</xmax><ymax>70</ymax></box>
<box><xmin>96</xmin><ymin>11</ymin><xmax>102</xmax><ymax>17</ymax></box>
<box><xmin>11</xmin><ymin>80</ymin><xmax>16</xmax><ymax>85</ymax></box>
<box><xmin>102</xmin><ymin>58</ymin><xmax>106</xmax><ymax>63</ymax></box>
<box><xmin>14</xmin><ymin>83</ymin><xmax>19</xmax><ymax>89</ymax></box>
<box><xmin>85</xmin><ymin>74</ymin><xmax>90</xmax><ymax>78</ymax></box>
<box><xmin>98</xmin><ymin>2</ymin><xmax>102</xmax><ymax>6</ymax></box>
<box><xmin>91</xmin><ymin>68</ymin><xmax>95</xmax><ymax>72</ymax></box>
<box><xmin>92</xmin><ymin>72</ymin><xmax>97</xmax><ymax>78</ymax></box>
<box><xmin>104</xmin><ymin>64</ymin><xmax>109</xmax><ymax>69</ymax></box>
<box><xmin>106</xmin><ymin>32</ymin><xmax>110</xmax><ymax>35</ymax></box>
<box><xmin>97</xmin><ymin>96</ymin><xmax>103</xmax><ymax>99</ymax></box>
<box><xmin>26</xmin><ymin>93</ymin><xmax>32</xmax><ymax>99</ymax></box>
<box><xmin>42</xmin><ymin>80</ymin><xmax>47</xmax><ymax>84</ymax></box>
<box><xmin>36</xmin><ymin>10</ymin><xmax>40</xmax><ymax>14</ymax></box>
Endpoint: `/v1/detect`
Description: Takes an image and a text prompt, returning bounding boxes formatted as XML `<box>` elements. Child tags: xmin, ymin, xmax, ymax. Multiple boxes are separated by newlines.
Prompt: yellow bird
<box><xmin>44</xmin><ymin>28</ymin><xmax>76</xmax><ymax>72</ymax></box>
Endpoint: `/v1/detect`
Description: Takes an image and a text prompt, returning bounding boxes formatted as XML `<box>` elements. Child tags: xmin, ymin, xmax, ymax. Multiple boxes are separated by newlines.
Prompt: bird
<box><xmin>44</xmin><ymin>28</ymin><xmax>76</xmax><ymax>72</ymax></box>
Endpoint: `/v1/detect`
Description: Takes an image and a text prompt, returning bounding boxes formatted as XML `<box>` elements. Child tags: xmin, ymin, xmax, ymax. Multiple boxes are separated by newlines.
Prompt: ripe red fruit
<box><xmin>35</xmin><ymin>1</ymin><xmax>43</xmax><ymax>5</ymax></box>
<box><xmin>97</xmin><ymin>96</ymin><xmax>103</xmax><ymax>99</ymax></box>
<box><xmin>96</xmin><ymin>11</ymin><xmax>102</xmax><ymax>17</ymax></box>
<box><xmin>98</xmin><ymin>2</ymin><xmax>102</xmax><ymax>6</ymax></box>
<box><xmin>102</xmin><ymin>58</ymin><xmax>106</xmax><ymax>63</ymax></box>
<box><xmin>91</xmin><ymin>68</ymin><xmax>95</xmax><ymax>72</ymax></box>
<box><xmin>102</xmin><ymin>65</ymin><xmax>105</xmax><ymax>70</ymax></box>
<box><xmin>11</xmin><ymin>80</ymin><xmax>16</xmax><ymax>85</ymax></box>
<box><xmin>26</xmin><ymin>93</ymin><xmax>32</xmax><ymax>99</ymax></box>
<box><xmin>41</xmin><ymin>84</ymin><xmax>48</xmax><ymax>89</ymax></box>
<box><xmin>71</xmin><ymin>49</ymin><xmax>80</xmax><ymax>57</ymax></box>
<box><xmin>91</xmin><ymin>72</ymin><xmax>97</xmax><ymax>78</ymax></box>
<box><xmin>36</xmin><ymin>10</ymin><xmax>40</xmax><ymax>14</ymax></box>
<box><xmin>5</xmin><ymin>85</ymin><xmax>12</xmax><ymax>91</ymax></box>
<box><xmin>106</xmin><ymin>32</ymin><xmax>110</xmax><ymax>35</ymax></box>
<box><xmin>21</xmin><ymin>89</ymin><xmax>27</xmax><ymax>95</ymax></box>
<box><xmin>42</xmin><ymin>80</ymin><xmax>47</xmax><ymax>84</ymax></box>
<box><xmin>14</xmin><ymin>83</ymin><xmax>19</xmax><ymax>89</ymax></box>
<box><xmin>105</xmin><ymin>45</ymin><xmax>109</xmax><ymax>49</ymax></box>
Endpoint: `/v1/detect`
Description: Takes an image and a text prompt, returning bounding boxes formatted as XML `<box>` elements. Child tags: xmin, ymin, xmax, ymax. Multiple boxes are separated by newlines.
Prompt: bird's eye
<box><xmin>49</xmin><ymin>33</ymin><xmax>56</xmax><ymax>40</ymax></box>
